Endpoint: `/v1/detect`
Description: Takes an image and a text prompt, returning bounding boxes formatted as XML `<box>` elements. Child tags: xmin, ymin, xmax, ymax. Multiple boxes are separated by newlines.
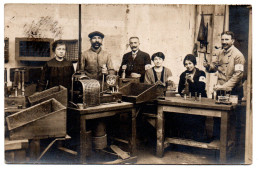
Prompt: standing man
<box><xmin>77</xmin><ymin>31</ymin><xmax>114</xmax><ymax>82</ymax></box>
<box><xmin>203</xmin><ymin>31</ymin><xmax>245</xmax><ymax>99</ymax></box>
<box><xmin>119</xmin><ymin>37</ymin><xmax>151</xmax><ymax>83</ymax></box>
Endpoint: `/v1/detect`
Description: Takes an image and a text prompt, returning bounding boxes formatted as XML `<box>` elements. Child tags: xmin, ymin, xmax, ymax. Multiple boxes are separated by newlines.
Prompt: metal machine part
<box><xmin>71</xmin><ymin>71</ymin><xmax>100</xmax><ymax>107</ymax></box>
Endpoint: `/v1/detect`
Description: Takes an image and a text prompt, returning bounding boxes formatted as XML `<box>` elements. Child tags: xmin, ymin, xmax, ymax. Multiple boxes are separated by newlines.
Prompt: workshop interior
<box><xmin>3</xmin><ymin>4</ymin><xmax>252</xmax><ymax>164</ymax></box>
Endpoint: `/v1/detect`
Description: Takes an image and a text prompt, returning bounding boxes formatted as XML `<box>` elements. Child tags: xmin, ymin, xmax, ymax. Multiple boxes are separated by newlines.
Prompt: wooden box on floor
<box><xmin>28</xmin><ymin>85</ymin><xmax>67</xmax><ymax>106</ymax></box>
<box><xmin>5</xmin><ymin>138</ymin><xmax>29</xmax><ymax>163</ymax></box>
<box><xmin>6</xmin><ymin>98</ymin><xmax>66</xmax><ymax>140</ymax></box>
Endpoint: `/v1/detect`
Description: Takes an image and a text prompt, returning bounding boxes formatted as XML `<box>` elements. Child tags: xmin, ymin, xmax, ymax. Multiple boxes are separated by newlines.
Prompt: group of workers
<box><xmin>37</xmin><ymin>30</ymin><xmax>245</xmax><ymax>101</ymax></box>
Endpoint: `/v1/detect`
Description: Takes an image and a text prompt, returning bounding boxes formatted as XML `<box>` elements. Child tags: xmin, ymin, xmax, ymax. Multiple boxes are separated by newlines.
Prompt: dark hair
<box><xmin>221</xmin><ymin>31</ymin><xmax>235</xmax><ymax>39</ymax></box>
<box><xmin>129</xmin><ymin>37</ymin><xmax>139</xmax><ymax>41</ymax></box>
<box><xmin>183</xmin><ymin>54</ymin><xmax>197</xmax><ymax>66</ymax></box>
<box><xmin>52</xmin><ymin>40</ymin><xmax>66</xmax><ymax>52</ymax></box>
<box><xmin>152</xmin><ymin>52</ymin><xmax>165</xmax><ymax>61</ymax></box>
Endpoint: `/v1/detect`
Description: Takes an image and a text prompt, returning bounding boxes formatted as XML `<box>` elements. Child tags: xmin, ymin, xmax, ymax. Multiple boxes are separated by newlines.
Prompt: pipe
<box><xmin>78</xmin><ymin>4</ymin><xmax>82</xmax><ymax>71</ymax></box>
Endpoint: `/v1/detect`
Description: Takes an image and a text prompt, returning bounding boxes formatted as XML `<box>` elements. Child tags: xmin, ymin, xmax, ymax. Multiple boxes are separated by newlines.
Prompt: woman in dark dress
<box><xmin>178</xmin><ymin>54</ymin><xmax>207</xmax><ymax>97</ymax></box>
<box><xmin>37</xmin><ymin>40</ymin><xmax>74</xmax><ymax>92</ymax></box>
<box><xmin>167</xmin><ymin>54</ymin><xmax>208</xmax><ymax>142</ymax></box>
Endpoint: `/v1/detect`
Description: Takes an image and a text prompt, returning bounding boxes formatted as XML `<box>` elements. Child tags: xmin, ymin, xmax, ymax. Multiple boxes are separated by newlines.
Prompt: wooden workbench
<box><xmin>156</xmin><ymin>97</ymin><xmax>237</xmax><ymax>164</ymax></box>
<box><xmin>67</xmin><ymin>102</ymin><xmax>136</xmax><ymax>164</ymax></box>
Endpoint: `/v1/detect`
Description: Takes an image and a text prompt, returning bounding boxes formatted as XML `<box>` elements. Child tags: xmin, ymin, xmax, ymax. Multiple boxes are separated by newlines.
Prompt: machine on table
<box><xmin>69</xmin><ymin>71</ymin><xmax>137</xmax><ymax>163</ymax></box>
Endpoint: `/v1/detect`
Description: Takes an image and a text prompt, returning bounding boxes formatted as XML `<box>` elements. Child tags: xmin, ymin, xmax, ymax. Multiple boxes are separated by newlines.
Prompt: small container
<box><xmin>195</xmin><ymin>92</ymin><xmax>197</xmax><ymax>101</ymax></box>
<box><xmin>229</xmin><ymin>95</ymin><xmax>238</xmax><ymax>104</ymax></box>
<box><xmin>184</xmin><ymin>94</ymin><xmax>187</xmax><ymax>100</ymax></box>
<box><xmin>77</xmin><ymin>103</ymin><xmax>84</xmax><ymax>109</ymax></box>
<box><xmin>199</xmin><ymin>93</ymin><xmax>201</xmax><ymax>101</ymax></box>
<box><xmin>189</xmin><ymin>92</ymin><xmax>192</xmax><ymax>98</ymax></box>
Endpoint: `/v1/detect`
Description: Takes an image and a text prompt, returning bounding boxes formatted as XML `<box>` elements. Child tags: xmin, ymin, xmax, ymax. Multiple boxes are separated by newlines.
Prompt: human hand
<box><xmin>102</xmin><ymin>64</ymin><xmax>107</xmax><ymax>74</ymax></box>
<box><xmin>213</xmin><ymin>84</ymin><xmax>226</xmax><ymax>91</ymax></box>
<box><xmin>122</xmin><ymin>65</ymin><xmax>127</xmax><ymax>70</ymax></box>
<box><xmin>145</xmin><ymin>64</ymin><xmax>151</xmax><ymax>70</ymax></box>
<box><xmin>131</xmin><ymin>72</ymin><xmax>141</xmax><ymax>78</ymax></box>
<box><xmin>185</xmin><ymin>74</ymin><xmax>194</xmax><ymax>83</ymax></box>
<box><xmin>203</xmin><ymin>61</ymin><xmax>209</xmax><ymax>68</ymax></box>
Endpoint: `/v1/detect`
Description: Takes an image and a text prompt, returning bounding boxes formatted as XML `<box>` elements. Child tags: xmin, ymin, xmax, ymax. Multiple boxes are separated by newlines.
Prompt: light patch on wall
<box><xmin>23</xmin><ymin>16</ymin><xmax>63</xmax><ymax>39</ymax></box>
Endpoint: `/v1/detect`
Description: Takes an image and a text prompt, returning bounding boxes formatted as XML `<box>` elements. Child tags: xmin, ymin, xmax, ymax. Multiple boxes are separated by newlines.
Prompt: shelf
<box><xmin>165</xmin><ymin>137</ymin><xmax>220</xmax><ymax>150</ymax></box>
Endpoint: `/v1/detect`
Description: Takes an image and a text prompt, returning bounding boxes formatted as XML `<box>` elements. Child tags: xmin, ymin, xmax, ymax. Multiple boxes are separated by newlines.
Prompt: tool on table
<box><xmin>121</xmin><ymin>65</ymin><xmax>127</xmax><ymax>79</ymax></box>
<box><xmin>183</xmin><ymin>73</ymin><xmax>190</xmax><ymax>96</ymax></box>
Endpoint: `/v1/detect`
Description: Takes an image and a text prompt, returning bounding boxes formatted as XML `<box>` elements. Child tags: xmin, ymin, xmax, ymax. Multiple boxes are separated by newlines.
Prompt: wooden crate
<box><xmin>119</xmin><ymin>78</ymin><xmax>140</xmax><ymax>87</ymax></box>
<box><xmin>28</xmin><ymin>85</ymin><xmax>67</xmax><ymax>107</ymax></box>
<box><xmin>119</xmin><ymin>83</ymin><xmax>158</xmax><ymax>103</ymax></box>
<box><xmin>6</xmin><ymin>98</ymin><xmax>66</xmax><ymax>140</ymax></box>
<box><xmin>5</xmin><ymin>138</ymin><xmax>29</xmax><ymax>163</ymax></box>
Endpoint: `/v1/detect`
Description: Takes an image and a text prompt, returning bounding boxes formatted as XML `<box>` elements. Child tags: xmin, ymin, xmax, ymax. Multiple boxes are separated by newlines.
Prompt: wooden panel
<box><xmin>162</xmin><ymin>106</ymin><xmax>221</xmax><ymax>117</ymax></box>
<box><xmin>158</xmin><ymin>97</ymin><xmax>235</xmax><ymax>111</ymax></box>
<box><xmin>156</xmin><ymin>105</ymin><xmax>164</xmax><ymax>157</ymax></box>
<box><xmin>82</xmin><ymin>109</ymin><xmax>131</xmax><ymax>120</ymax></box>
<box><xmin>130</xmin><ymin>107</ymin><xmax>137</xmax><ymax>156</ymax></box>
<box><xmin>165</xmin><ymin>137</ymin><xmax>220</xmax><ymax>150</ymax></box>
<box><xmin>5</xmin><ymin>139</ymin><xmax>29</xmax><ymax>151</ymax></box>
<box><xmin>70</xmin><ymin>102</ymin><xmax>133</xmax><ymax>114</ymax></box>
<box><xmin>220</xmin><ymin>111</ymin><xmax>229</xmax><ymax>163</ymax></box>
<box><xmin>245</xmin><ymin>7</ymin><xmax>252</xmax><ymax>165</ymax></box>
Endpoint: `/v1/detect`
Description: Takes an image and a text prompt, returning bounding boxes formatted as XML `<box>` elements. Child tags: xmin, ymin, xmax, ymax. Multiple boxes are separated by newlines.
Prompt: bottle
<box><xmin>122</xmin><ymin>69</ymin><xmax>126</xmax><ymax>79</ymax></box>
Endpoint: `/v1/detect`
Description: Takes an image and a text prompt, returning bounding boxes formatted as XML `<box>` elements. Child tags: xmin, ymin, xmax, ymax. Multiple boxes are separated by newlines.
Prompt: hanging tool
<box><xmin>197</xmin><ymin>12</ymin><xmax>209</xmax><ymax>62</ymax></box>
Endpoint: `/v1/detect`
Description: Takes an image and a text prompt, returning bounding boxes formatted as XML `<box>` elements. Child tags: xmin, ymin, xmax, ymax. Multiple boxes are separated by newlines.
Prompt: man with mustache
<box><xmin>77</xmin><ymin>31</ymin><xmax>114</xmax><ymax>82</ymax></box>
<box><xmin>203</xmin><ymin>31</ymin><xmax>245</xmax><ymax>99</ymax></box>
<box><xmin>119</xmin><ymin>37</ymin><xmax>151</xmax><ymax>83</ymax></box>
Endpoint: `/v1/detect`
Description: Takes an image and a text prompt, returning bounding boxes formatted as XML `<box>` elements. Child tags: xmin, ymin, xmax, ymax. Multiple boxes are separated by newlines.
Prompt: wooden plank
<box><xmin>96</xmin><ymin>156</ymin><xmax>137</xmax><ymax>164</ymax></box>
<box><xmin>157</xmin><ymin>97</ymin><xmax>235</xmax><ymax>111</ymax></box>
<box><xmin>220</xmin><ymin>111</ymin><xmax>229</xmax><ymax>163</ymax></box>
<box><xmin>245</xmin><ymin>7</ymin><xmax>252</xmax><ymax>165</ymax></box>
<box><xmin>82</xmin><ymin>108</ymin><xmax>132</xmax><ymax>120</ymax></box>
<box><xmin>29</xmin><ymin>139</ymin><xmax>40</xmax><ymax>161</ymax></box>
<box><xmin>69</xmin><ymin>102</ymin><xmax>133</xmax><ymax>114</ymax></box>
<box><xmin>80</xmin><ymin>119</ymin><xmax>91</xmax><ymax>164</ymax></box>
<box><xmin>5</xmin><ymin>139</ymin><xmax>29</xmax><ymax>151</ymax></box>
<box><xmin>58</xmin><ymin>147</ymin><xmax>77</xmax><ymax>155</ymax></box>
<box><xmin>163</xmin><ymin>106</ymin><xmax>221</xmax><ymax>117</ymax></box>
<box><xmin>130</xmin><ymin>107</ymin><xmax>137</xmax><ymax>156</ymax></box>
<box><xmin>110</xmin><ymin>137</ymin><xmax>129</xmax><ymax>144</ymax></box>
<box><xmin>156</xmin><ymin>105</ymin><xmax>164</xmax><ymax>157</ymax></box>
<box><xmin>110</xmin><ymin>145</ymin><xmax>130</xmax><ymax>160</ymax></box>
<box><xmin>165</xmin><ymin>137</ymin><xmax>220</xmax><ymax>150</ymax></box>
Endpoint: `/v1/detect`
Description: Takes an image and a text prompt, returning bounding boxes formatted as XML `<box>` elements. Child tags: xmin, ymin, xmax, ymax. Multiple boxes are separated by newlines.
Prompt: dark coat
<box><xmin>119</xmin><ymin>50</ymin><xmax>151</xmax><ymax>82</ymax></box>
<box><xmin>178</xmin><ymin>67</ymin><xmax>207</xmax><ymax>97</ymax></box>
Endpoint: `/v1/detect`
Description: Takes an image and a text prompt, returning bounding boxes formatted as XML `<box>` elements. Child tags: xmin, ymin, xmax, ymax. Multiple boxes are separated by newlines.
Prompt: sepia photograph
<box><xmin>2</xmin><ymin>1</ymin><xmax>254</xmax><ymax>166</ymax></box>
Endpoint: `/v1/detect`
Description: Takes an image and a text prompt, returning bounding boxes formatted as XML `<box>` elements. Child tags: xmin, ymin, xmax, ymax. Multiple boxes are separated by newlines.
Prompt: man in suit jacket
<box><xmin>119</xmin><ymin>37</ymin><xmax>151</xmax><ymax>82</ymax></box>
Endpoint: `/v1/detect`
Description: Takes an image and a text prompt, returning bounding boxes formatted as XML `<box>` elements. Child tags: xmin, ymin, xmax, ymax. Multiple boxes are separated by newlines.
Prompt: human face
<box><xmin>221</xmin><ymin>34</ymin><xmax>234</xmax><ymax>50</ymax></box>
<box><xmin>153</xmin><ymin>56</ymin><xmax>164</xmax><ymax>68</ymax></box>
<box><xmin>184</xmin><ymin>60</ymin><xmax>195</xmax><ymax>72</ymax></box>
<box><xmin>90</xmin><ymin>36</ymin><xmax>103</xmax><ymax>49</ymax></box>
<box><xmin>129</xmin><ymin>38</ymin><xmax>140</xmax><ymax>52</ymax></box>
<box><xmin>55</xmin><ymin>44</ymin><xmax>66</xmax><ymax>58</ymax></box>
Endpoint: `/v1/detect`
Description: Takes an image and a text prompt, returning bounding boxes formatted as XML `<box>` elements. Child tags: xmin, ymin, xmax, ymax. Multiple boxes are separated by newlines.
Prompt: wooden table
<box><xmin>68</xmin><ymin>102</ymin><xmax>136</xmax><ymax>164</ymax></box>
<box><xmin>156</xmin><ymin>97</ymin><xmax>237</xmax><ymax>163</ymax></box>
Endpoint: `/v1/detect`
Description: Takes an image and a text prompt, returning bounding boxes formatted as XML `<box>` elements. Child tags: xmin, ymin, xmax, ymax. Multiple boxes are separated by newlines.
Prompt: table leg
<box><xmin>29</xmin><ymin>139</ymin><xmax>40</xmax><ymax>162</ymax></box>
<box><xmin>80</xmin><ymin>117</ymin><xmax>92</xmax><ymax>163</ymax></box>
<box><xmin>130</xmin><ymin>108</ymin><xmax>137</xmax><ymax>156</ymax></box>
<box><xmin>220</xmin><ymin>111</ymin><xmax>229</xmax><ymax>163</ymax></box>
<box><xmin>156</xmin><ymin>105</ymin><xmax>164</xmax><ymax>157</ymax></box>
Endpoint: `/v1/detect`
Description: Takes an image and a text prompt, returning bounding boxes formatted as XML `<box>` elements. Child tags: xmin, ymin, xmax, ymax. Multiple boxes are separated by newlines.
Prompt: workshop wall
<box><xmin>4</xmin><ymin>4</ymin><xmax>196</xmax><ymax>86</ymax></box>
